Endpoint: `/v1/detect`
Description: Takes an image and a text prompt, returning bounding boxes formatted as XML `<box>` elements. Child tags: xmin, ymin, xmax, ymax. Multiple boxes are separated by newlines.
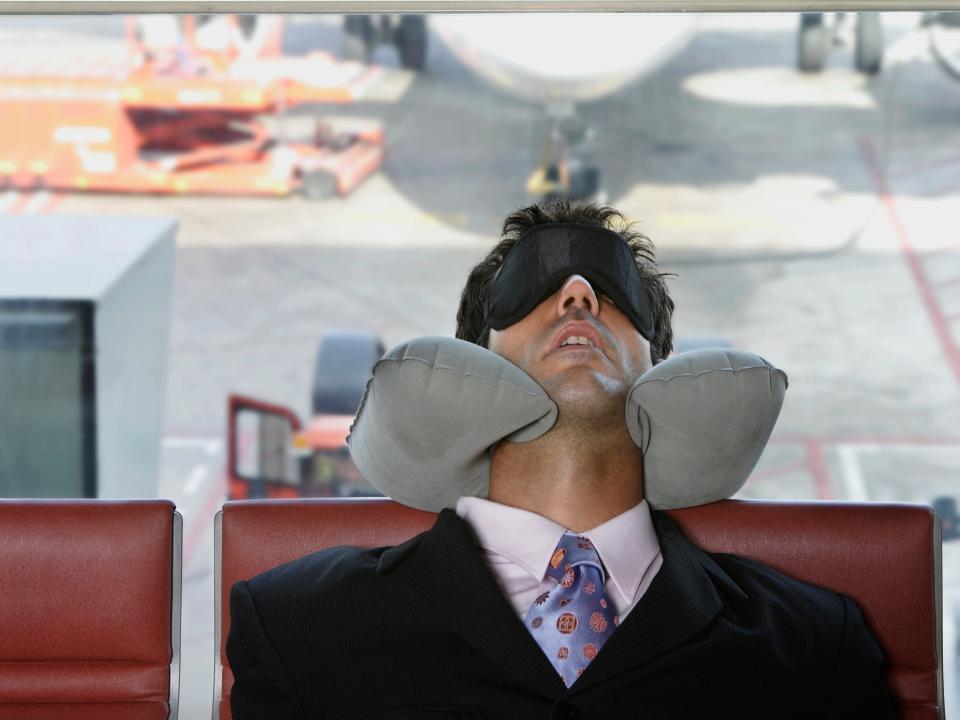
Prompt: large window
<box><xmin>0</xmin><ymin>10</ymin><xmax>957</xmax><ymax>716</ymax></box>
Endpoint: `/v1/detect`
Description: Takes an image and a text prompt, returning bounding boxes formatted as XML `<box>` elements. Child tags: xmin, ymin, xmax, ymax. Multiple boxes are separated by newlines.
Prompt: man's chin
<box><xmin>539</xmin><ymin>369</ymin><xmax>628</xmax><ymax>410</ymax></box>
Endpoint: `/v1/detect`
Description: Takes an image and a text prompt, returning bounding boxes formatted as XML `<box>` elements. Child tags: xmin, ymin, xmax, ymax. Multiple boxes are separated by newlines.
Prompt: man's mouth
<box><xmin>558</xmin><ymin>336</ymin><xmax>596</xmax><ymax>348</ymax></box>
<box><xmin>549</xmin><ymin>323</ymin><xmax>606</xmax><ymax>358</ymax></box>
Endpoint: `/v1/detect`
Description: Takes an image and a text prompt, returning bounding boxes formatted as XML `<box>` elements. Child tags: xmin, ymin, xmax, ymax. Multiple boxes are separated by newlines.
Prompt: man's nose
<box><xmin>556</xmin><ymin>274</ymin><xmax>600</xmax><ymax>319</ymax></box>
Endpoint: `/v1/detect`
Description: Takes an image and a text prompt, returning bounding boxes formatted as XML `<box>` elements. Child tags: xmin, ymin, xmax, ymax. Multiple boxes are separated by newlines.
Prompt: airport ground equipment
<box><xmin>227</xmin><ymin>330</ymin><xmax>384</xmax><ymax>500</ymax></box>
<box><xmin>0</xmin><ymin>17</ymin><xmax>384</xmax><ymax>199</ymax></box>
<box><xmin>0</xmin><ymin>215</ymin><xmax>175</xmax><ymax>499</ymax></box>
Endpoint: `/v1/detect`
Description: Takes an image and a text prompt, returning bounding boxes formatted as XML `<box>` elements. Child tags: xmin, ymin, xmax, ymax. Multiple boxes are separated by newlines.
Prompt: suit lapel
<box><xmin>386</xmin><ymin>509</ymin><xmax>566</xmax><ymax>699</ymax></box>
<box><xmin>566</xmin><ymin>511</ymin><xmax>730</xmax><ymax>695</ymax></box>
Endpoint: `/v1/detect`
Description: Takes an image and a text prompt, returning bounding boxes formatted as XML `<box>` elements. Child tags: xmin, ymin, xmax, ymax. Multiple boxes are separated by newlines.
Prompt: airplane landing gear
<box><xmin>342</xmin><ymin>14</ymin><xmax>428</xmax><ymax>71</ymax></box>
<box><xmin>527</xmin><ymin>107</ymin><xmax>603</xmax><ymax>202</ymax></box>
<box><xmin>855</xmin><ymin>13</ymin><xmax>883</xmax><ymax>75</ymax></box>
<box><xmin>798</xmin><ymin>14</ymin><xmax>828</xmax><ymax>73</ymax></box>
<box><xmin>797</xmin><ymin>12</ymin><xmax>883</xmax><ymax>75</ymax></box>
<box><xmin>927</xmin><ymin>12</ymin><xmax>960</xmax><ymax>82</ymax></box>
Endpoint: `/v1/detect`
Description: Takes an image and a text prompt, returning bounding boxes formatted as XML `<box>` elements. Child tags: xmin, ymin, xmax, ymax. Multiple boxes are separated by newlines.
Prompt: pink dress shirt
<box><xmin>455</xmin><ymin>496</ymin><xmax>663</xmax><ymax>622</ymax></box>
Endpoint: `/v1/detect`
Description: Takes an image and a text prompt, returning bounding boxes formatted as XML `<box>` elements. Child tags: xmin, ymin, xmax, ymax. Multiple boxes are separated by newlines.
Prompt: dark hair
<box><xmin>455</xmin><ymin>199</ymin><xmax>675</xmax><ymax>364</ymax></box>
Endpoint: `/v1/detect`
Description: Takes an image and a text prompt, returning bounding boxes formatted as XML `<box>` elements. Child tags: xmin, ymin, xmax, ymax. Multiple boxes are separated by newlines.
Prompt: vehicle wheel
<box><xmin>300</xmin><ymin>170</ymin><xmax>339</xmax><ymax>200</ymax></box>
<box><xmin>855</xmin><ymin>12</ymin><xmax>883</xmax><ymax>74</ymax></box>
<box><xmin>312</xmin><ymin>331</ymin><xmax>386</xmax><ymax>416</ymax></box>
<box><xmin>343</xmin><ymin>15</ymin><xmax>374</xmax><ymax>64</ymax></box>
<box><xmin>798</xmin><ymin>13</ymin><xmax>828</xmax><ymax>73</ymax></box>
<box><xmin>395</xmin><ymin>15</ymin><xmax>428</xmax><ymax>71</ymax></box>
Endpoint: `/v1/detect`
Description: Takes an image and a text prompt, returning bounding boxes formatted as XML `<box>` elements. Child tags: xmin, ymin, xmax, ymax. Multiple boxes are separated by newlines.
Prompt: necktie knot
<box><xmin>545</xmin><ymin>531</ymin><xmax>605</xmax><ymax>584</ymax></box>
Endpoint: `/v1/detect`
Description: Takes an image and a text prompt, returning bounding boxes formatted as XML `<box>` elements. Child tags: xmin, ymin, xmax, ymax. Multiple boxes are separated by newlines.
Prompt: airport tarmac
<box><xmin>2</xmin><ymin>11</ymin><xmax>959</xmax><ymax>718</ymax></box>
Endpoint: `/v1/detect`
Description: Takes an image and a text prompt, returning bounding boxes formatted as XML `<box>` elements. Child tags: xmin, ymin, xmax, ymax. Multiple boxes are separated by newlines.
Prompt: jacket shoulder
<box><xmin>654</xmin><ymin>511</ymin><xmax>848</xmax><ymax>624</ymax></box>
<box><xmin>247</xmin><ymin>545</ymin><xmax>376</xmax><ymax>590</ymax></box>
<box><xmin>713</xmin><ymin>551</ymin><xmax>845</xmax><ymax>607</ymax></box>
<box><xmin>238</xmin><ymin>531</ymin><xmax>425</xmax><ymax>609</ymax></box>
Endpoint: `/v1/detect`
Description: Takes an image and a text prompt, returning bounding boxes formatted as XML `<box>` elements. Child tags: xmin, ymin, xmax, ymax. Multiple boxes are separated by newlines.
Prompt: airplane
<box><xmin>430</xmin><ymin>14</ymin><xmax>698</xmax><ymax>201</ymax></box>
<box><xmin>342</xmin><ymin>13</ymin><xmax>698</xmax><ymax>201</ymax></box>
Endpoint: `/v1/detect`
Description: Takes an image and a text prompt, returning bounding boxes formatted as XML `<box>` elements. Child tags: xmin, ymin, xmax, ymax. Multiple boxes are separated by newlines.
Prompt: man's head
<box><xmin>457</xmin><ymin>200</ymin><xmax>673</xmax><ymax>358</ymax></box>
<box><xmin>455</xmin><ymin>201</ymin><xmax>675</xmax><ymax>404</ymax></box>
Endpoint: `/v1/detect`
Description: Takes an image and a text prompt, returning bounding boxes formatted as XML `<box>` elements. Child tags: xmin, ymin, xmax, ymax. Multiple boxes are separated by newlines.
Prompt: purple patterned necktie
<box><xmin>524</xmin><ymin>531</ymin><xmax>619</xmax><ymax>687</ymax></box>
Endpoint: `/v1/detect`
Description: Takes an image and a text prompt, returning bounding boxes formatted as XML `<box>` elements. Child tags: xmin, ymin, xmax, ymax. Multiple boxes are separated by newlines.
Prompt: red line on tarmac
<box><xmin>859</xmin><ymin>137</ymin><xmax>960</xmax><ymax>385</ymax></box>
<box><xmin>182</xmin><ymin>468</ymin><xmax>227</xmax><ymax>573</ymax></box>
<box><xmin>805</xmin><ymin>439</ymin><xmax>833</xmax><ymax>500</ymax></box>
<box><xmin>773</xmin><ymin>434</ymin><xmax>960</xmax><ymax>446</ymax></box>
<box><xmin>746</xmin><ymin>461</ymin><xmax>810</xmax><ymax>483</ymax></box>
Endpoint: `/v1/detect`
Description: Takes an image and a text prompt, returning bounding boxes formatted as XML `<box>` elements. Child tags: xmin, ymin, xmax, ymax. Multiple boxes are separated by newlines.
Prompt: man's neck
<box><xmin>487</xmin><ymin>419</ymin><xmax>644</xmax><ymax>533</ymax></box>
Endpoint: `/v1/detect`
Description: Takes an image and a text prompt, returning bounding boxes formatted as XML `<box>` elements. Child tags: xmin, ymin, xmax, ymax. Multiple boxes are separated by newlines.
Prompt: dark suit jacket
<box><xmin>227</xmin><ymin>509</ymin><xmax>895</xmax><ymax>719</ymax></box>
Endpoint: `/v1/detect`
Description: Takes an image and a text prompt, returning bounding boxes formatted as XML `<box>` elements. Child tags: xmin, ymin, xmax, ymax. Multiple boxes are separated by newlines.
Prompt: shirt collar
<box><xmin>587</xmin><ymin>499</ymin><xmax>661</xmax><ymax>608</ymax></box>
<box><xmin>455</xmin><ymin>496</ymin><xmax>565</xmax><ymax>580</ymax></box>
<box><xmin>455</xmin><ymin>496</ymin><xmax>661</xmax><ymax>607</ymax></box>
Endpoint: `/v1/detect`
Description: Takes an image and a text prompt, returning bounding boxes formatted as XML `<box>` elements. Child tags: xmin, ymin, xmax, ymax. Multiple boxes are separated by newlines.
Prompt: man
<box><xmin>227</xmin><ymin>200</ymin><xmax>894</xmax><ymax>718</ymax></box>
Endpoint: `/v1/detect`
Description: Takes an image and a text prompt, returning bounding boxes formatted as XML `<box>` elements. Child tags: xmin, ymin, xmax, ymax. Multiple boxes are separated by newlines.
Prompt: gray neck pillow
<box><xmin>347</xmin><ymin>336</ymin><xmax>787</xmax><ymax>512</ymax></box>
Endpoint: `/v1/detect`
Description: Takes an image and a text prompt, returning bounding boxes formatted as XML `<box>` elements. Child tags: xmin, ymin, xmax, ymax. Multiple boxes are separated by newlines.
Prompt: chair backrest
<box><xmin>215</xmin><ymin>498</ymin><xmax>942</xmax><ymax>720</ymax></box>
<box><xmin>0</xmin><ymin>500</ymin><xmax>182</xmax><ymax>720</ymax></box>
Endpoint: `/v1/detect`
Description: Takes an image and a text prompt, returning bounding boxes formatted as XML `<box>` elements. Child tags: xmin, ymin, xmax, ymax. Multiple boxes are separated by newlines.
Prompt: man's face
<box><xmin>487</xmin><ymin>274</ymin><xmax>652</xmax><ymax>408</ymax></box>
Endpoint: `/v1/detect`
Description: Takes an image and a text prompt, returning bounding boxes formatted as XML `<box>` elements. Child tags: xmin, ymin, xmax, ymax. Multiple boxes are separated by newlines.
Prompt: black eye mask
<box><xmin>485</xmin><ymin>223</ymin><xmax>656</xmax><ymax>340</ymax></box>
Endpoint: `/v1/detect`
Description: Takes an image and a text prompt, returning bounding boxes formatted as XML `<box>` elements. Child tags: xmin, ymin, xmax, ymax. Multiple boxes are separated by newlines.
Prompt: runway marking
<box><xmin>804</xmin><ymin>438</ymin><xmax>832</xmax><ymax>500</ymax></box>
<box><xmin>0</xmin><ymin>191</ymin><xmax>66</xmax><ymax>215</ymax></box>
<box><xmin>745</xmin><ymin>461</ymin><xmax>810</xmax><ymax>483</ymax></box>
<box><xmin>183</xmin><ymin>465</ymin><xmax>210</xmax><ymax>497</ymax></box>
<box><xmin>162</xmin><ymin>435</ymin><xmax>226</xmax><ymax>571</ymax></box>
<box><xmin>754</xmin><ymin>435</ymin><xmax>960</xmax><ymax>501</ymax></box>
<box><xmin>9</xmin><ymin>192</ymin><xmax>32</xmax><ymax>214</ymax></box>
<box><xmin>0</xmin><ymin>190</ymin><xmax>19</xmax><ymax>213</ymax></box>
<box><xmin>837</xmin><ymin>445</ymin><xmax>869</xmax><ymax>501</ymax></box>
<box><xmin>181</xmin><ymin>466</ymin><xmax>227</xmax><ymax>573</ymax></box>
<box><xmin>860</xmin><ymin>136</ymin><xmax>960</xmax><ymax>385</ymax></box>
<box><xmin>163</xmin><ymin>437</ymin><xmax>222</xmax><ymax>455</ymax></box>
<box><xmin>22</xmin><ymin>191</ymin><xmax>51</xmax><ymax>214</ymax></box>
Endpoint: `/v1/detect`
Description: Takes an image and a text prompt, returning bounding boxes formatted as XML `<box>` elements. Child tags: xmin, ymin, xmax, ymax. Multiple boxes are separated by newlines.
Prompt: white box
<box><xmin>0</xmin><ymin>215</ymin><xmax>176</xmax><ymax>499</ymax></box>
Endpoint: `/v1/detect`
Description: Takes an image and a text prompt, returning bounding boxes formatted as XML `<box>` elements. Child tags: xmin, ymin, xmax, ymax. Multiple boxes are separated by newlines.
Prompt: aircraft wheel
<box><xmin>343</xmin><ymin>15</ymin><xmax>375</xmax><ymax>64</ymax></box>
<box><xmin>300</xmin><ymin>170</ymin><xmax>339</xmax><ymax>200</ymax></box>
<box><xmin>312</xmin><ymin>331</ymin><xmax>386</xmax><ymax>416</ymax></box>
<box><xmin>798</xmin><ymin>13</ymin><xmax>828</xmax><ymax>73</ymax></box>
<box><xmin>855</xmin><ymin>12</ymin><xmax>883</xmax><ymax>75</ymax></box>
<box><xmin>396</xmin><ymin>15</ymin><xmax>428</xmax><ymax>71</ymax></box>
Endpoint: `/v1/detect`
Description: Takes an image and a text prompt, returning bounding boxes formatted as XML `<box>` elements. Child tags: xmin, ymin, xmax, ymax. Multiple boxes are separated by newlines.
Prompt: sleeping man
<box><xmin>227</xmin><ymin>199</ymin><xmax>895</xmax><ymax>719</ymax></box>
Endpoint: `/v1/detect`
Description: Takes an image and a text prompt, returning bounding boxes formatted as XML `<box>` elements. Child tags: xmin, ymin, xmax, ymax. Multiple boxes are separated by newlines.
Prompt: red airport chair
<box><xmin>214</xmin><ymin>498</ymin><xmax>943</xmax><ymax>720</ymax></box>
<box><xmin>0</xmin><ymin>500</ymin><xmax>182</xmax><ymax>720</ymax></box>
